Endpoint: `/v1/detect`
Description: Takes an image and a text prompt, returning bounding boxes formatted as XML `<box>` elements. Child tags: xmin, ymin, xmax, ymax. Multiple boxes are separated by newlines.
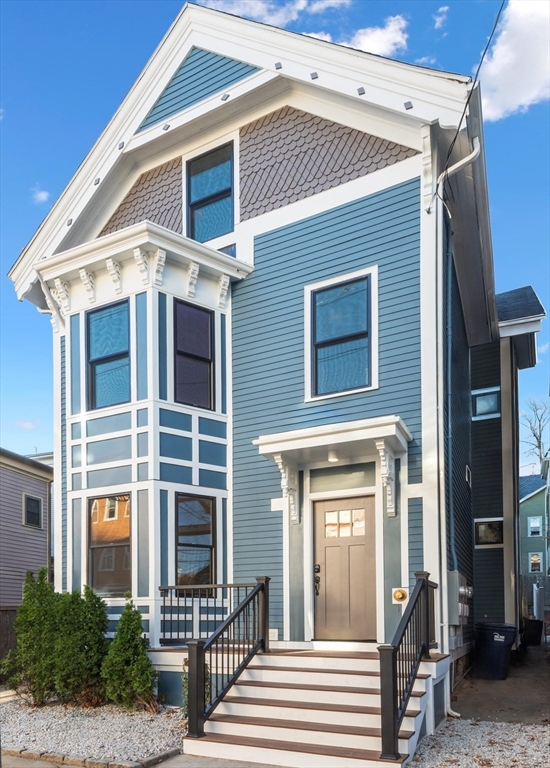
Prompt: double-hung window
<box><xmin>87</xmin><ymin>301</ymin><xmax>130</xmax><ymax>410</ymax></box>
<box><xmin>24</xmin><ymin>495</ymin><xmax>42</xmax><ymax>528</ymax></box>
<box><xmin>188</xmin><ymin>144</ymin><xmax>233</xmax><ymax>243</ymax></box>
<box><xmin>176</xmin><ymin>494</ymin><xmax>215</xmax><ymax>586</ymax></box>
<box><xmin>312</xmin><ymin>276</ymin><xmax>371</xmax><ymax>397</ymax></box>
<box><xmin>528</xmin><ymin>517</ymin><xmax>542</xmax><ymax>537</ymax></box>
<box><xmin>529</xmin><ymin>553</ymin><xmax>541</xmax><ymax>573</ymax></box>
<box><xmin>174</xmin><ymin>299</ymin><xmax>214</xmax><ymax>410</ymax></box>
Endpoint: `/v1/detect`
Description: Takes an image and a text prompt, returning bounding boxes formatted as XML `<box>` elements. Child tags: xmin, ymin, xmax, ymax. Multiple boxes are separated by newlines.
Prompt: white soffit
<box><xmin>254</xmin><ymin>415</ymin><xmax>412</xmax><ymax>466</ymax></box>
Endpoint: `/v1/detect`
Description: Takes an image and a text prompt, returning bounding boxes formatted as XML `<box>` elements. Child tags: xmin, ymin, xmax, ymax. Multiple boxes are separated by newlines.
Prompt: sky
<box><xmin>0</xmin><ymin>0</ymin><xmax>549</xmax><ymax>470</ymax></box>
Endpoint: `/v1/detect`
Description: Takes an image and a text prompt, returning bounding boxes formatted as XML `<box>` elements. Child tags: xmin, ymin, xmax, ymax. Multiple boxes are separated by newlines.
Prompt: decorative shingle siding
<box><xmin>137</xmin><ymin>47</ymin><xmax>260</xmax><ymax>133</ymax></box>
<box><xmin>99</xmin><ymin>158</ymin><xmax>182</xmax><ymax>237</ymax></box>
<box><xmin>232</xmin><ymin>178</ymin><xmax>422</xmax><ymax>634</ymax></box>
<box><xmin>239</xmin><ymin>106</ymin><xmax>418</xmax><ymax>221</ymax></box>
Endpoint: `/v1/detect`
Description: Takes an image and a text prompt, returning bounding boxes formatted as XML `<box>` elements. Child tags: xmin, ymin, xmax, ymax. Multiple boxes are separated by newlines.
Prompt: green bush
<box><xmin>5</xmin><ymin>568</ymin><xmax>60</xmax><ymax>705</ymax></box>
<box><xmin>54</xmin><ymin>586</ymin><xmax>108</xmax><ymax>706</ymax></box>
<box><xmin>101</xmin><ymin>594</ymin><xmax>158</xmax><ymax>712</ymax></box>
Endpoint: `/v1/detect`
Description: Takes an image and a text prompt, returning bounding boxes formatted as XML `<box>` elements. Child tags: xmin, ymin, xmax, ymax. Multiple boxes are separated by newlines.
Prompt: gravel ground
<box><xmin>0</xmin><ymin>700</ymin><xmax>185</xmax><ymax>761</ymax></box>
<box><xmin>411</xmin><ymin>718</ymin><xmax>550</xmax><ymax>768</ymax></box>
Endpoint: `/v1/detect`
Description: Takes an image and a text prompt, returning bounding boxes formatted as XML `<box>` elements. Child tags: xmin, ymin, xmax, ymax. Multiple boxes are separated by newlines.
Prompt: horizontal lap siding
<box><xmin>232</xmin><ymin>177</ymin><xmax>422</xmax><ymax>635</ymax></box>
<box><xmin>474</xmin><ymin>548</ymin><xmax>505</xmax><ymax>624</ymax></box>
<box><xmin>408</xmin><ymin>498</ymin><xmax>423</xmax><ymax>592</ymax></box>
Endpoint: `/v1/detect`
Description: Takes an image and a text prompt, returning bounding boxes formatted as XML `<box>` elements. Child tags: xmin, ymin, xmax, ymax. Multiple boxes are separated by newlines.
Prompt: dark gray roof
<box><xmin>0</xmin><ymin>447</ymin><xmax>54</xmax><ymax>474</ymax></box>
<box><xmin>496</xmin><ymin>287</ymin><xmax>545</xmax><ymax>323</ymax></box>
<box><xmin>519</xmin><ymin>475</ymin><xmax>545</xmax><ymax>499</ymax></box>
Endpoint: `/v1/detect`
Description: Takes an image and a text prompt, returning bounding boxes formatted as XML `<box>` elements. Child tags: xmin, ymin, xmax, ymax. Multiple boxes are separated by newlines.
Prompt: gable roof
<box><xmin>519</xmin><ymin>474</ymin><xmax>546</xmax><ymax>500</ymax></box>
<box><xmin>496</xmin><ymin>287</ymin><xmax>545</xmax><ymax>323</ymax></box>
<box><xmin>8</xmin><ymin>2</ymin><xmax>473</xmax><ymax>305</ymax></box>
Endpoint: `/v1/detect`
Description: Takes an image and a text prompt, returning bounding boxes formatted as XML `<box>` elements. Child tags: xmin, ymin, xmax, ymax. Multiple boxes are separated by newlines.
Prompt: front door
<box><xmin>313</xmin><ymin>496</ymin><xmax>376</xmax><ymax>640</ymax></box>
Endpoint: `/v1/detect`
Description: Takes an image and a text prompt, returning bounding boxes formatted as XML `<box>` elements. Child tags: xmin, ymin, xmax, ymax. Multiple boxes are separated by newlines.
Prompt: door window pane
<box><xmin>352</xmin><ymin>509</ymin><xmax>365</xmax><ymax>536</ymax></box>
<box><xmin>325</xmin><ymin>510</ymin><xmax>338</xmax><ymax>538</ymax></box>
<box><xmin>339</xmin><ymin>510</ymin><xmax>351</xmax><ymax>537</ymax></box>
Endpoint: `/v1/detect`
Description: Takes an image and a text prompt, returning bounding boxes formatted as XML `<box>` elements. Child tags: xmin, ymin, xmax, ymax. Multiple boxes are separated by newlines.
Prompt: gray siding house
<box><xmin>7</xmin><ymin>5</ymin><xmax>545</xmax><ymax>765</ymax></box>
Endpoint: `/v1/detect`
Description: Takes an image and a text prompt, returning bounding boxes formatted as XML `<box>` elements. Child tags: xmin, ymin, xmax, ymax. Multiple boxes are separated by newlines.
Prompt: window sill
<box><xmin>305</xmin><ymin>383</ymin><xmax>379</xmax><ymax>403</ymax></box>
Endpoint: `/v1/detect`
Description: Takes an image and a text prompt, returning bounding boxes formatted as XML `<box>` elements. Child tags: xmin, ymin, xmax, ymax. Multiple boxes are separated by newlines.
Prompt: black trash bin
<box><xmin>522</xmin><ymin>618</ymin><xmax>543</xmax><ymax>646</ymax></box>
<box><xmin>474</xmin><ymin>623</ymin><xmax>517</xmax><ymax>680</ymax></box>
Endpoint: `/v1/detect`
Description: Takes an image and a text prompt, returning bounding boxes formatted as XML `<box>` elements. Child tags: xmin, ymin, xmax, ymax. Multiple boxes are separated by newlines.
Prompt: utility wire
<box><xmin>436</xmin><ymin>0</ymin><xmax>507</xmax><ymax>205</ymax></box>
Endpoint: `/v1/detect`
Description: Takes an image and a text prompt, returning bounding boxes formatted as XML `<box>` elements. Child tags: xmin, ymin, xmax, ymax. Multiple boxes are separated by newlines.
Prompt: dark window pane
<box><xmin>178</xmin><ymin>496</ymin><xmax>212</xmax><ymax>546</ymax></box>
<box><xmin>177</xmin><ymin>547</ymin><xmax>212</xmax><ymax>586</ymax></box>
<box><xmin>25</xmin><ymin>497</ymin><xmax>41</xmax><ymax>527</ymax></box>
<box><xmin>317</xmin><ymin>338</ymin><xmax>369</xmax><ymax>395</ymax></box>
<box><xmin>176</xmin><ymin>302</ymin><xmax>211</xmax><ymax>358</ymax></box>
<box><xmin>192</xmin><ymin>196</ymin><xmax>233</xmax><ymax>242</ymax></box>
<box><xmin>89</xmin><ymin>303</ymin><xmax>129</xmax><ymax>361</ymax></box>
<box><xmin>94</xmin><ymin>358</ymin><xmax>130</xmax><ymax>409</ymax></box>
<box><xmin>175</xmin><ymin>355</ymin><xmax>211</xmax><ymax>408</ymax></box>
<box><xmin>90</xmin><ymin>545</ymin><xmax>131</xmax><ymax>596</ymax></box>
<box><xmin>189</xmin><ymin>145</ymin><xmax>232</xmax><ymax>203</ymax></box>
<box><xmin>315</xmin><ymin>279</ymin><xmax>368</xmax><ymax>343</ymax></box>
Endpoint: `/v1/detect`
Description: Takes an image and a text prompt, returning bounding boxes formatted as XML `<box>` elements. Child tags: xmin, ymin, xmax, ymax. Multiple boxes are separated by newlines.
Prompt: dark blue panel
<box><xmin>87</xmin><ymin>465</ymin><xmax>132</xmax><ymax>488</ymax></box>
<box><xmin>87</xmin><ymin>412</ymin><xmax>131</xmax><ymax>437</ymax></box>
<box><xmin>136</xmin><ymin>292</ymin><xmax>148</xmax><ymax>401</ymax></box>
<box><xmin>159</xmin><ymin>408</ymin><xmax>192</xmax><ymax>432</ymax></box>
<box><xmin>70</xmin><ymin>314</ymin><xmax>81</xmax><ymax>415</ymax></box>
<box><xmin>160</xmin><ymin>432</ymin><xmax>192</xmax><ymax>461</ymax></box>
<box><xmin>199</xmin><ymin>469</ymin><xmax>227</xmax><ymax>489</ymax></box>
<box><xmin>160</xmin><ymin>490</ymin><xmax>168</xmax><ymax>586</ymax></box>
<box><xmin>158</xmin><ymin>671</ymin><xmax>183</xmax><ymax>707</ymax></box>
<box><xmin>220</xmin><ymin>315</ymin><xmax>227</xmax><ymax>414</ymax></box>
<box><xmin>158</xmin><ymin>293</ymin><xmax>167</xmax><ymax>400</ymax></box>
<box><xmin>89</xmin><ymin>302</ymin><xmax>129</xmax><ymax>360</ymax></box>
<box><xmin>160</xmin><ymin>463</ymin><xmax>193</xmax><ymax>485</ymax></box>
<box><xmin>222</xmin><ymin>497</ymin><xmax>227</xmax><ymax>584</ymax></box>
<box><xmin>199</xmin><ymin>440</ymin><xmax>226</xmax><ymax>467</ymax></box>
<box><xmin>138</xmin><ymin>47</ymin><xmax>260</xmax><ymax>132</ymax></box>
<box><xmin>199</xmin><ymin>417</ymin><xmax>227</xmax><ymax>438</ymax></box>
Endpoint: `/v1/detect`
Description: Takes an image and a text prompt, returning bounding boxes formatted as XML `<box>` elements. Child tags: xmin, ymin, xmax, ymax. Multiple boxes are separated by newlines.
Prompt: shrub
<box><xmin>101</xmin><ymin>594</ymin><xmax>158</xmax><ymax>712</ymax></box>
<box><xmin>54</xmin><ymin>586</ymin><xmax>108</xmax><ymax>706</ymax></box>
<box><xmin>6</xmin><ymin>568</ymin><xmax>60</xmax><ymax>705</ymax></box>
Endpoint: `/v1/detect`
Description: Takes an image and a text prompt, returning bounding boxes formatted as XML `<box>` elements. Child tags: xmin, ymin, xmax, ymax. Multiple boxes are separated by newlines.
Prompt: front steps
<box><xmin>183</xmin><ymin>649</ymin><xmax>434</xmax><ymax>767</ymax></box>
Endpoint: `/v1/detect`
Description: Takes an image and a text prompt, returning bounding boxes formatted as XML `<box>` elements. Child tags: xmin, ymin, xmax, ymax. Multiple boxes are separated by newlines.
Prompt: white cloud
<box><xmin>31</xmin><ymin>184</ymin><xmax>50</xmax><ymax>204</ymax></box>
<box><xmin>199</xmin><ymin>0</ymin><xmax>350</xmax><ymax>27</ymax></box>
<box><xmin>480</xmin><ymin>0</ymin><xmax>550</xmax><ymax>121</ymax></box>
<box><xmin>16</xmin><ymin>421</ymin><xmax>36</xmax><ymax>430</ymax></box>
<box><xmin>341</xmin><ymin>15</ymin><xmax>408</xmax><ymax>57</ymax></box>
<box><xmin>305</xmin><ymin>31</ymin><xmax>333</xmax><ymax>42</ymax></box>
<box><xmin>433</xmin><ymin>6</ymin><xmax>449</xmax><ymax>30</ymax></box>
<box><xmin>538</xmin><ymin>342</ymin><xmax>549</xmax><ymax>355</ymax></box>
<box><xmin>416</xmin><ymin>55</ymin><xmax>436</xmax><ymax>66</ymax></box>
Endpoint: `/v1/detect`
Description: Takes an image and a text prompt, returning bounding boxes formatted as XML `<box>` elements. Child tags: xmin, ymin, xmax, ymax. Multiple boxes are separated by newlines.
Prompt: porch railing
<box><xmin>158</xmin><ymin>583</ymin><xmax>258</xmax><ymax>645</ymax></box>
<box><xmin>186</xmin><ymin>576</ymin><xmax>270</xmax><ymax>738</ymax></box>
<box><xmin>378</xmin><ymin>571</ymin><xmax>437</xmax><ymax>760</ymax></box>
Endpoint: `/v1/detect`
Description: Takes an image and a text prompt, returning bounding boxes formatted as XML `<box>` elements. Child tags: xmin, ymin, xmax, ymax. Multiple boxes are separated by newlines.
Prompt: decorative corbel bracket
<box><xmin>42</xmin><ymin>293</ymin><xmax>60</xmax><ymax>332</ymax></box>
<box><xmin>375</xmin><ymin>439</ymin><xmax>396</xmax><ymax>517</ymax></box>
<box><xmin>154</xmin><ymin>248</ymin><xmax>166</xmax><ymax>286</ymax></box>
<box><xmin>273</xmin><ymin>453</ymin><xmax>299</xmax><ymax>524</ymax></box>
<box><xmin>52</xmin><ymin>278</ymin><xmax>70</xmax><ymax>316</ymax></box>
<box><xmin>106</xmin><ymin>258</ymin><xmax>122</xmax><ymax>294</ymax></box>
<box><xmin>187</xmin><ymin>262</ymin><xmax>199</xmax><ymax>298</ymax></box>
<box><xmin>218</xmin><ymin>274</ymin><xmax>230</xmax><ymax>309</ymax></box>
<box><xmin>134</xmin><ymin>247</ymin><xmax>149</xmax><ymax>286</ymax></box>
<box><xmin>79</xmin><ymin>268</ymin><xmax>95</xmax><ymax>303</ymax></box>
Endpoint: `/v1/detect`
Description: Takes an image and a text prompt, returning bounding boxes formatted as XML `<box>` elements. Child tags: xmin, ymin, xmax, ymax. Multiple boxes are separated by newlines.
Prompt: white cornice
<box><xmin>34</xmin><ymin>221</ymin><xmax>253</xmax><ymax>286</ymax></box>
<box><xmin>9</xmin><ymin>2</ymin><xmax>472</xmax><ymax>302</ymax></box>
<box><xmin>498</xmin><ymin>316</ymin><xmax>545</xmax><ymax>338</ymax></box>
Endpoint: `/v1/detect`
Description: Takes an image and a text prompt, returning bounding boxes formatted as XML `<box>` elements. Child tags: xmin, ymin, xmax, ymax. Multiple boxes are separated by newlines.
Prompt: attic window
<box><xmin>472</xmin><ymin>387</ymin><xmax>500</xmax><ymax>420</ymax></box>
<box><xmin>188</xmin><ymin>144</ymin><xmax>233</xmax><ymax>243</ymax></box>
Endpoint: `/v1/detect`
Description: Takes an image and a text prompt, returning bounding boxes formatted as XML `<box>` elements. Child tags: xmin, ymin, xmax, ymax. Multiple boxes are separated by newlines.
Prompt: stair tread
<box><xmin>223</xmin><ymin>695</ymin><xmax>422</xmax><ymax>718</ymax></box>
<box><xmin>187</xmin><ymin>732</ymin><xmax>409</xmax><ymax>764</ymax></box>
<box><xmin>209</xmin><ymin>712</ymin><xmax>414</xmax><ymax>739</ymax></box>
<box><xmin>249</xmin><ymin>663</ymin><xmax>430</xmax><ymax>679</ymax></box>
<box><xmin>266</xmin><ymin>650</ymin><xmax>379</xmax><ymax>659</ymax></box>
<box><xmin>237</xmin><ymin>679</ymin><xmax>426</xmax><ymax>697</ymax></box>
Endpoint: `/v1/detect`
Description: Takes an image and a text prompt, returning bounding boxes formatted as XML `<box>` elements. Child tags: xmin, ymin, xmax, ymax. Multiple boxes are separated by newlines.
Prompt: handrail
<box><xmin>378</xmin><ymin>572</ymin><xmax>437</xmax><ymax>760</ymax></box>
<box><xmin>186</xmin><ymin>576</ymin><xmax>270</xmax><ymax>738</ymax></box>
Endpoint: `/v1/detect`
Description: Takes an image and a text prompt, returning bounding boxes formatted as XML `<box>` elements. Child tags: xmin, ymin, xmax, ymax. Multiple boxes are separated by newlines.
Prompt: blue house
<box><xmin>8</xmin><ymin>4</ymin><xmax>545</xmax><ymax>765</ymax></box>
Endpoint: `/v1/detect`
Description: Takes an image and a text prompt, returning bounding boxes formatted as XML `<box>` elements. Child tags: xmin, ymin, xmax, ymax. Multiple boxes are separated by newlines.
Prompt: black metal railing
<box><xmin>428</xmin><ymin>579</ymin><xmax>438</xmax><ymax>649</ymax></box>
<box><xmin>378</xmin><ymin>572</ymin><xmax>437</xmax><ymax>760</ymax></box>
<box><xmin>186</xmin><ymin>576</ymin><xmax>270</xmax><ymax>738</ymax></box>
<box><xmin>158</xmin><ymin>583</ymin><xmax>258</xmax><ymax>645</ymax></box>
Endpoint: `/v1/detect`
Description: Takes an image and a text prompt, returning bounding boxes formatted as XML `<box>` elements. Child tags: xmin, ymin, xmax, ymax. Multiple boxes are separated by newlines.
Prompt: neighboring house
<box><xmin>7</xmin><ymin>5</ymin><xmax>545</xmax><ymax>765</ymax></box>
<box><xmin>0</xmin><ymin>448</ymin><xmax>53</xmax><ymax>657</ymax></box>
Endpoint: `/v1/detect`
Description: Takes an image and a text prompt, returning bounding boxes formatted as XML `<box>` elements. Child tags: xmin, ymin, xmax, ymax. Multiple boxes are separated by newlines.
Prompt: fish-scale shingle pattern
<box><xmin>99</xmin><ymin>158</ymin><xmax>183</xmax><ymax>237</ymax></box>
<box><xmin>239</xmin><ymin>106</ymin><xmax>418</xmax><ymax>220</ymax></box>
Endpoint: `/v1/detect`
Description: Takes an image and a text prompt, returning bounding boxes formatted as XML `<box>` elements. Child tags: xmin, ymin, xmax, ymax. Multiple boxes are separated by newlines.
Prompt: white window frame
<box><xmin>474</xmin><ymin>516</ymin><xmax>504</xmax><ymax>548</ymax></box>
<box><xmin>528</xmin><ymin>516</ymin><xmax>542</xmax><ymax>537</ymax></box>
<box><xmin>22</xmin><ymin>493</ymin><xmax>43</xmax><ymax>530</ymax></box>
<box><xmin>472</xmin><ymin>386</ymin><xmax>501</xmax><ymax>421</ymax></box>
<box><xmin>528</xmin><ymin>552</ymin><xmax>542</xmax><ymax>573</ymax></box>
<box><xmin>304</xmin><ymin>265</ymin><xmax>379</xmax><ymax>402</ymax></box>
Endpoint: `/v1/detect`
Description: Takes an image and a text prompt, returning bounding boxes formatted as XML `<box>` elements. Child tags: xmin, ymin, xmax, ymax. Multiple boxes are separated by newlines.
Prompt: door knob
<box><xmin>314</xmin><ymin>575</ymin><xmax>321</xmax><ymax>597</ymax></box>
<box><xmin>314</xmin><ymin>564</ymin><xmax>321</xmax><ymax>574</ymax></box>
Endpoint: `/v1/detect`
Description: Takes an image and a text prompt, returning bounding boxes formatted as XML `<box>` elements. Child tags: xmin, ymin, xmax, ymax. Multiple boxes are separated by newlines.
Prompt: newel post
<box><xmin>256</xmin><ymin>576</ymin><xmax>270</xmax><ymax>653</ymax></box>
<box><xmin>415</xmin><ymin>571</ymin><xmax>431</xmax><ymax>659</ymax></box>
<box><xmin>378</xmin><ymin>643</ymin><xmax>400</xmax><ymax>760</ymax></box>
<box><xmin>186</xmin><ymin>639</ymin><xmax>206</xmax><ymax>738</ymax></box>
